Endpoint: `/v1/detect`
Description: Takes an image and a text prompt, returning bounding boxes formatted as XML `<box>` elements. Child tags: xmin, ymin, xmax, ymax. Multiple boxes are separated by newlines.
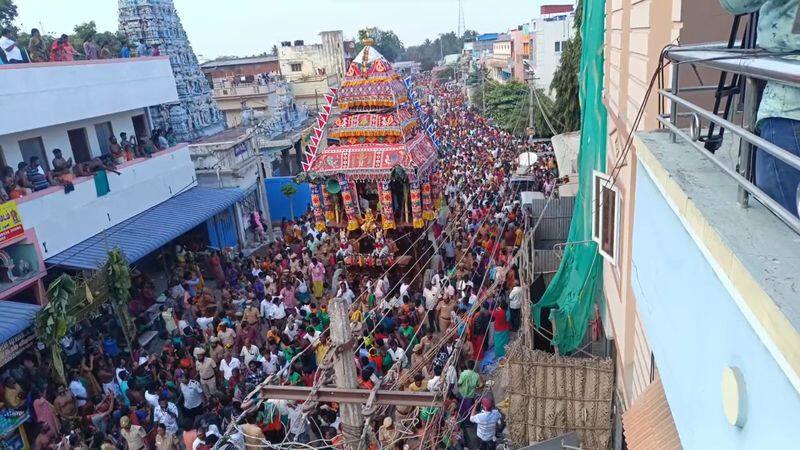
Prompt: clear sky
<box><xmin>13</xmin><ymin>0</ymin><xmax>560</xmax><ymax>59</ymax></box>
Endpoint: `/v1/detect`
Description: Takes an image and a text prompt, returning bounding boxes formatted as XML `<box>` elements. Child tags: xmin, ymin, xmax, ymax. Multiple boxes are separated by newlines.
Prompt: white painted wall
<box><xmin>16</xmin><ymin>145</ymin><xmax>197</xmax><ymax>259</ymax></box>
<box><xmin>0</xmin><ymin>57</ymin><xmax>178</xmax><ymax>136</ymax></box>
<box><xmin>0</xmin><ymin>109</ymin><xmax>148</xmax><ymax>169</ymax></box>
<box><xmin>532</xmin><ymin>13</ymin><xmax>575</xmax><ymax>91</ymax></box>
<box><xmin>278</xmin><ymin>45</ymin><xmax>326</xmax><ymax>80</ymax></box>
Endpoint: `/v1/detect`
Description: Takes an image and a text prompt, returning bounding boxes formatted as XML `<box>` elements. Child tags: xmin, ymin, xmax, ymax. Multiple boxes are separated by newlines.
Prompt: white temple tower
<box><xmin>118</xmin><ymin>0</ymin><xmax>225</xmax><ymax>141</ymax></box>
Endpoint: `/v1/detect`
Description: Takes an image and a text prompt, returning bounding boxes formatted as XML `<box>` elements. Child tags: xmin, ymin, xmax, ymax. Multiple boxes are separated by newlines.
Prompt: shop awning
<box><xmin>46</xmin><ymin>186</ymin><xmax>244</xmax><ymax>270</ymax></box>
<box><xmin>0</xmin><ymin>301</ymin><xmax>40</xmax><ymax>367</ymax></box>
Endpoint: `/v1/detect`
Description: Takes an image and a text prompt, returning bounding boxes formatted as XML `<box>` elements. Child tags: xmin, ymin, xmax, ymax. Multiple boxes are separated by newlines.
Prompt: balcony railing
<box><xmin>213</xmin><ymin>82</ymin><xmax>279</xmax><ymax>97</ymax></box>
<box><xmin>660</xmin><ymin>45</ymin><xmax>800</xmax><ymax>235</ymax></box>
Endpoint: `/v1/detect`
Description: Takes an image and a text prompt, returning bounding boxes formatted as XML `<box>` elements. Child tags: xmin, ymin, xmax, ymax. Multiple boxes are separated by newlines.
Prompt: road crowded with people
<box><xmin>8</xmin><ymin>75</ymin><xmax>559</xmax><ymax>450</ymax></box>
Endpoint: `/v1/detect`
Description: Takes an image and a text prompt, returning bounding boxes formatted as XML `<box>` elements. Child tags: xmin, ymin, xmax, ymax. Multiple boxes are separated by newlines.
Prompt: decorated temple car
<box><xmin>299</xmin><ymin>39</ymin><xmax>441</xmax><ymax>269</ymax></box>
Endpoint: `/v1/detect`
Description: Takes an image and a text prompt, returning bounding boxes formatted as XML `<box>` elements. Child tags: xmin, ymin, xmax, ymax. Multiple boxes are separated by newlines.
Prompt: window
<box><xmin>592</xmin><ymin>171</ymin><xmax>621</xmax><ymax>264</ymax></box>
<box><xmin>290</xmin><ymin>63</ymin><xmax>302</xmax><ymax>72</ymax></box>
<box><xmin>554</xmin><ymin>41</ymin><xmax>561</xmax><ymax>52</ymax></box>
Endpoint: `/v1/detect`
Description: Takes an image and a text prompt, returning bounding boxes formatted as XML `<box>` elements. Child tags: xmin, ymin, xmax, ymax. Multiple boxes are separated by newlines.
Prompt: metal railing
<box><xmin>660</xmin><ymin>46</ymin><xmax>800</xmax><ymax>234</ymax></box>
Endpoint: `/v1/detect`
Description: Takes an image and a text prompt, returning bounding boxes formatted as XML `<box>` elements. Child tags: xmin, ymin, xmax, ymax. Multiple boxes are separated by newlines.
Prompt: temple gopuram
<box><xmin>302</xmin><ymin>40</ymin><xmax>440</xmax><ymax>269</ymax></box>
<box><xmin>118</xmin><ymin>0</ymin><xmax>225</xmax><ymax>142</ymax></box>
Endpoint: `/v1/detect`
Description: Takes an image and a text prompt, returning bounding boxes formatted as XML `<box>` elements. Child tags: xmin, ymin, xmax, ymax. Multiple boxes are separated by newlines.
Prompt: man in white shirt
<box><xmin>144</xmin><ymin>388</ymin><xmax>160</xmax><ymax>408</ymax></box>
<box><xmin>284</xmin><ymin>320</ymin><xmax>301</xmax><ymax>341</ymax></box>
<box><xmin>508</xmin><ymin>282</ymin><xmax>523</xmax><ymax>332</ymax></box>
<box><xmin>240</xmin><ymin>339</ymin><xmax>261</xmax><ymax>366</ymax></box>
<box><xmin>470</xmin><ymin>398</ymin><xmax>502</xmax><ymax>448</ymax></box>
<box><xmin>387</xmin><ymin>340</ymin><xmax>407</xmax><ymax>368</ymax></box>
<box><xmin>219</xmin><ymin>351</ymin><xmax>241</xmax><ymax>381</ymax></box>
<box><xmin>1</xmin><ymin>29</ymin><xmax>23</xmax><ymax>63</ymax></box>
<box><xmin>260</xmin><ymin>296</ymin><xmax>275</xmax><ymax>319</ymax></box>
<box><xmin>154</xmin><ymin>397</ymin><xmax>180</xmax><ymax>435</ymax></box>
<box><xmin>262</xmin><ymin>350</ymin><xmax>279</xmax><ymax>375</ymax></box>
<box><xmin>286</xmin><ymin>402</ymin><xmax>307</xmax><ymax>441</ymax></box>
<box><xmin>68</xmin><ymin>373</ymin><xmax>89</xmax><ymax>407</ymax></box>
<box><xmin>180</xmin><ymin>375</ymin><xmax>204</xmax><ymax>418</ymax></box>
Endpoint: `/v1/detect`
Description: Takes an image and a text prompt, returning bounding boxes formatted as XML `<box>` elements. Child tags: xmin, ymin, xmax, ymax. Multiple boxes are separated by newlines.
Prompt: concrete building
<box><xmin>278</xmin><ymin>33</ymin><xmax>345</xmax><ymax>111</ymax></box>
<box><xmin>595</xmin><ymin>0</ymin><xmax>800</xmax><ymax>448</ymax></box>
<box><xmin>0</xmin><ymin>57</ymin><xmax>246</xmax><ymax>305</ymax></box>
<box><xmin>208</xmin><ymin>78</ymin><xmax>296</xmax><ymax>129</ymax></box>
<box><xmin>510</xmin><ymin>28</ymin><xmax>532</xmax><ymax>83</ymax></box>
<box><xmin>200</xmin><ymin>56</ymin><xmax>281</xmax><ymax>84</ymax></box>
<box><xmin>531</xmin><ymin>4</ymin><xmax>576</xmax><ymax>91</ymax></box>
<box><xmin>189</xmin><ymin>128</ymin><xmax>270</xmax><ymax>246</ymax></box>
<box><xmin>393</xmin><ymin>61</ymin><xmax>422</xmax><ymax>76</ymax></box>
<box><xmin>485</xmin><ymin>36</ymin><xmax>513</xmax><ymax>83</ymax></box>
<box><xmin>318</xmin><ymin>30</ymin><xmax>347</xmax><ymax>80</ymax></box>
<box><xmin>472</xmin><ymin>33</ymin><xmax>500</xmax><ymax>58</ymax></box>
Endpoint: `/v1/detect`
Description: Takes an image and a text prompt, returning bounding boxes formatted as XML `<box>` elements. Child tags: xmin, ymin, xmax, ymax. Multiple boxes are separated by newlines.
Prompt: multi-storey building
<box><xmin>510</xmin><ymin>28</ymin><xmax>532</xmax><ymax>83</ymax></box>
<box><xmin>592</xmin><ymin>0</ymin><xmax>800</xmax><ymax>447</ymax></box>
<box><xmin>277</xmin><ymin>32</ymin><xmax>345</xmax><ymax>111</ymax></box>
<box><xmin>531</xmin><ymin>4</ymin><xmax>575</xmax><ymax>91</ymax></box>
<box><xmin>0</xmin><ymin>56</ymin><xmax>246</xmax><ymax>299</ymax></box>
<box><xmin>486</xmin><ymin>36</ymin><xmax>513</xmax><ymax>83</ymax></box>
<box><xmin>200</xmin><ymin>56</ymin><xmax>281</xmax><ymax>85</ymax></box>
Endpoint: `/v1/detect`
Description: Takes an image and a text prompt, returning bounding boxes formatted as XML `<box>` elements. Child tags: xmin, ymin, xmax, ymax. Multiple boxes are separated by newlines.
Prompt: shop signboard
<box><xmin>0</xmin><ymin>203</ymin><xmax>23</xmax><ymax>245</ymax></box>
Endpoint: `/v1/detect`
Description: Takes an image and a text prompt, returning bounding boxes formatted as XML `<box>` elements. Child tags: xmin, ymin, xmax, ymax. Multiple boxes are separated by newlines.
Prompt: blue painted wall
<box><xmin>206</xmin><ymin>206</ymin><xmax>238</xmax><ymax>249</ymax></box>
<box><xmin>632</xmin><ymin>161</ymin><xmax>800</xmax><ymax>449</ymax></box>
<box><xmin>265</xmin><ymin>177</ymin><xmax>311</xmax><ymax>222</ymax></box>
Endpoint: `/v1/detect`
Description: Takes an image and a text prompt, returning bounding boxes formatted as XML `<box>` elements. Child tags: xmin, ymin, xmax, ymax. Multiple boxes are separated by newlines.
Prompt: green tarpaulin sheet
<box><xmin>533</xmin><ymin>0</ymin><xmax>607</xmax><ymax>353</ymax></box>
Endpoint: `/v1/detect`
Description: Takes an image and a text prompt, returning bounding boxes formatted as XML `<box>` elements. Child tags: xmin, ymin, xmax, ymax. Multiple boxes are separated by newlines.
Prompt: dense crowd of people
<box><xmin>0</xmin><ymin>76</ymin><xmax>559</xmax><ymax>450</ymax></box>
<box><xmin>1</xmin><ymin>27</ymin><xmax>156</xmax><ymax>64</ymax></box>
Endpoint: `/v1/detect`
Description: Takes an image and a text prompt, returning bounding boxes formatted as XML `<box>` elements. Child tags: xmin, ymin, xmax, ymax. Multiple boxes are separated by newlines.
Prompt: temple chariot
<box><xmin>300</xmin><ymin>40</ymin><xmax>441</xmax><ymax>273</ymax></box>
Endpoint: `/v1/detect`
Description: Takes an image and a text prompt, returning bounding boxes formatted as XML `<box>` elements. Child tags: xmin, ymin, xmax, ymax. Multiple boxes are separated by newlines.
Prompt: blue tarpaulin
<box><xmin>46</xmin><ymin>186</ymin><xmax>244</xmax><ymax>270</ymax></box>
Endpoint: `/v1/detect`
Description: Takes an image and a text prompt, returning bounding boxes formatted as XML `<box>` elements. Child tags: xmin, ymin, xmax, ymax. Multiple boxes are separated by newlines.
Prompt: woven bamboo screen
<box><xmin>505</xmin><ymin>345</ymin><xmax>614</xmax><ymax>449</ymax></box>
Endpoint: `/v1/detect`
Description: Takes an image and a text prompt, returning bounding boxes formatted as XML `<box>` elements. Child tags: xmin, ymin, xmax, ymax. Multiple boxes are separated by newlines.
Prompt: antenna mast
<box><xmin>457</xmin><ymin>0</ymin><xmax>466</xmax><ymax>38</ymax></box>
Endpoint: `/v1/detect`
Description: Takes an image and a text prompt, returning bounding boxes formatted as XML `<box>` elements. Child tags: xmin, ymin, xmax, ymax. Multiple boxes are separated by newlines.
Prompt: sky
<box><xmin>13</xmin><ymin>0</ymin><xmax>558</xmax><ymax>59</ymax></box>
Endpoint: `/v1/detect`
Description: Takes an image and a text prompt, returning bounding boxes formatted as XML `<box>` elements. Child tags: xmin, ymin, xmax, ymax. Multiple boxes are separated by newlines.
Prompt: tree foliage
<box><xmin>550</xmin><ymin>0</ymin><xmax>583</xmax><ymax>133</ymax></box>
<box><xmin>105</xmin><ymin>248</ymin><xmax>136</xmax><ymax>351</ymax></box>
<box><xmin>0</xmin><ymin>0</ymin><xmax>17</xmax><ymax>32</ymax></box>
<box><xmin>36</xmin><ymin>274</ymin><xmax>78</xmax><ymax>384</ymax></box>
<box><xmin>405</xmin><ymin>30</ymin><xmax>477</xmax><ymax>70</ymax></box>
<box><xmin>355</xmin><ymin>28</ymin><xmax>405</xmax><ymax>62</ymax></box>
<box><xmin>472</xmin><ymin>80</ymin><xmax>556</xmax><ymax>138</ymax></box>
<box><xmin>281</xmin><ymin>183</ymin><xmax>298</xmax><ymax>219</ymax></box>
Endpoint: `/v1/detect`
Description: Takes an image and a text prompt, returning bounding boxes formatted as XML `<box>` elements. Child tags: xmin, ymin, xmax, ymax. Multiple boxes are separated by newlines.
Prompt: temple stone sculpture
<box><xmin>118</xmin><ymin>0</ymin><xmax>225</xmax><ymax>142</ymax></box>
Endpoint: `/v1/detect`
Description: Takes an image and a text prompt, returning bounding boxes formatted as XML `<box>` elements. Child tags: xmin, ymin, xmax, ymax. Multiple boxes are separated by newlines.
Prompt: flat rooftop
<box><xmin>192</xmin><ymin>127</ymin><xmax>250</xmax><ymax>145</ymax></box>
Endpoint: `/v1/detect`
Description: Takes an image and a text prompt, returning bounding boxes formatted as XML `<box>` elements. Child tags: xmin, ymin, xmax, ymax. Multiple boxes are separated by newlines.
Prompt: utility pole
<box><xmin>528</xmin><ymin>75</ymin><xmax>535</xmax><ymax>135</ymax></box>
<box><xmin>481</xmin><ymin>64</ymin><xmax>486</xmax><ymax>115</ymax></box>
<box><xmin>328</xmin><ymin>297</ymin><xmax>362</xmax><ymax>448</ymax></box>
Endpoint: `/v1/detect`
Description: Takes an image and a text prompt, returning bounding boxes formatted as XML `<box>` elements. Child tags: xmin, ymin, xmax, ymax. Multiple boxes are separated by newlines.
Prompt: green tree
<box><xmin>472</xmin><ymin>80</ymin><xmax>556</xmax><ymax>138</ymax></box>
<box><xmin>104</xmin><ymin>249</ymin><xmax>136</xmax><ymax>352</ymax></box>
<box><xmin>271</xmin><ymin>44</ymin><xmax>279</xmax><ymax>56</ymax></box>
<box><xmin>36</xmin><ymin>274</ymin><xmax>77</xmax><ymax>384</ymax></box>
<box><xmin>355</xmin><ymin>28</ymin><xmax>405</xmax><ymax>62</ymax></box>
<box><xmin>462</xmin><ymin>29</ymin><xmax>479</xmax><ymax>42</ymax></box>
<box><xmin>0</xmin><ymin>0</ymin><xmax>17</xmax><ymax>32</ymax></box>
<box><xmin>281</xmin><ymin>183</ymin><xmax>298</xmax><ymax>219</ymax></box>
<box><xmin>550</xmin><ymin>0</ymin><xmax>583</xmax><ymax>133</ymax></box>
